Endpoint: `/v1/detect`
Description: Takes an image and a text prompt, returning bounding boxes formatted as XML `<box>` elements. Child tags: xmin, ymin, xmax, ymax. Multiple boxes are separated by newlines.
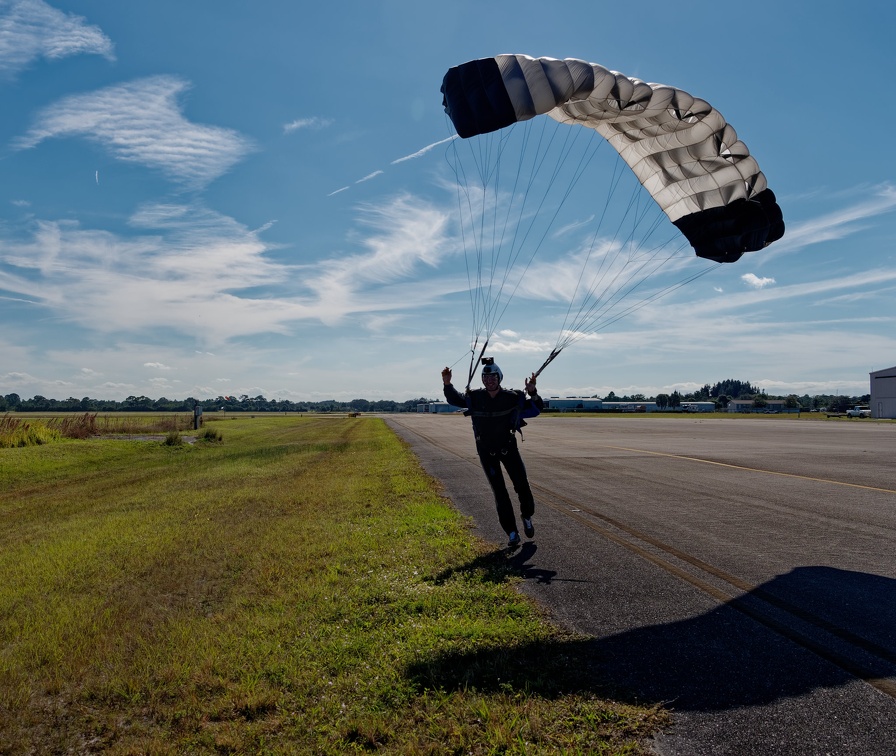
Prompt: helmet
<box><xmin>481</xmin><ymin>358</ymin><xmax>503</xmax><ymax>384</ymax></box>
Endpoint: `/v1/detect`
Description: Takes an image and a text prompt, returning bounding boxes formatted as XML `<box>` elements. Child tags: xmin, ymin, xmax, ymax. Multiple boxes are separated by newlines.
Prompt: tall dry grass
<box><xmin>1</xmin><ymin>413</ymin><xmax>197</xmax><ymax>447</ymax></box>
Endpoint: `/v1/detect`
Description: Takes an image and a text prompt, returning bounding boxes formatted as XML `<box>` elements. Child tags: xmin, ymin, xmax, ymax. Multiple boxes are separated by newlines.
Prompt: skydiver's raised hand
<box><xmin>525</xmin><ymin>373</ymin><xmax>538</xmax><ymax>395</ymax></box>
<box><xmin>442</xmin><ymin>367</ymin><xmax>452</xmax><ymax>385</ymax></box>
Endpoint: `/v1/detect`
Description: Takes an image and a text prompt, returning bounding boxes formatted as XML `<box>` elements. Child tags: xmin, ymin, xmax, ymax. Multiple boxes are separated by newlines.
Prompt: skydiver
<box><xmin>441</xmin><ymin>358</ymin><xmax>543</xmax><ymax>548</ymax></box>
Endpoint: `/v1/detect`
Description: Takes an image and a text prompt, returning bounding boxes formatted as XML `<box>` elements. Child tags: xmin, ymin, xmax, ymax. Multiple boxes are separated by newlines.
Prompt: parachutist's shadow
<box><xmin>428</xmin><ymin>542</ymin><xmax>585</xmax><ymax>587</ymax></box>
<box><xmin>409</xmin><ymin>567</ymin><xmax>896</xmax><ymax>714</ymax></box>
<box><xmin>507</xmin><ymin>542</ymin><xmax>591</xmax><ymax>585</ymax></box>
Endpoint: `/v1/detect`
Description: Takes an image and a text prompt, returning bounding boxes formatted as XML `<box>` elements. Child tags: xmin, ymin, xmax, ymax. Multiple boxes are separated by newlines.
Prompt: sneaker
<box><xmin>507</xmin><ymin>531</ymin><xmax>521</xmax><ymax>548</ymax></box>
<box><xmin>523</xmin><ymin>518</ymin><xmax>534</xmax><ymax>538</ymax></box>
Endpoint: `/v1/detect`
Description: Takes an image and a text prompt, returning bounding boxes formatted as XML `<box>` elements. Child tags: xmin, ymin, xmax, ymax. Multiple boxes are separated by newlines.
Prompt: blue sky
<box><xmin>1</xmin><ymin>0</ymin><xmax>894</xmax><ymax>403</ymax></box>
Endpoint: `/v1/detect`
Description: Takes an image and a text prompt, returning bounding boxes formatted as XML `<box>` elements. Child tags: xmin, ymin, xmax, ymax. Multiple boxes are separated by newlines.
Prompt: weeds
<box><xmin>1</xmin><ymin>412</ymin><xmax>199</xmax><ymax>448</ymax></box>
<box><xmin>163</xmin><ymin>430</ymin><xmax>183</xmax><ymax>446</ymax></box>
<box><xmin>200</xmin><ymin>427</ymin><xmax>222</xmax><ymax>443</ymax></box>
<box><xmin>0</xmin><ymin>415</ymin><xmax>61</xmax><ymax>448</ymax></box>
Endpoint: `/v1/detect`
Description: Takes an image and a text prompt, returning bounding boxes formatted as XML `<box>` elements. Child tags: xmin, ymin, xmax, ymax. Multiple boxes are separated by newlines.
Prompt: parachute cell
<box><xmin>441</xmin><ymin>54</ymin><xmax>784</xmax><ymax>263</ymax></box>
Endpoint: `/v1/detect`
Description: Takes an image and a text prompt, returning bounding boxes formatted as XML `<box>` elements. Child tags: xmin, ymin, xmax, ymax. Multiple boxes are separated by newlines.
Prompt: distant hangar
<box><xmin>870</xmin><ymin>365</ymin><xmax>896</xmax><ymax>419</ymax></box>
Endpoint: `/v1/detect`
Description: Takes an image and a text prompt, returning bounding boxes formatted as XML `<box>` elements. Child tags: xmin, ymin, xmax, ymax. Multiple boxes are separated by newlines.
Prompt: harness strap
<box><xmin>465</xmin><ymin>406</ymin><xmax>518</xmax><ymax>419</ymax></box>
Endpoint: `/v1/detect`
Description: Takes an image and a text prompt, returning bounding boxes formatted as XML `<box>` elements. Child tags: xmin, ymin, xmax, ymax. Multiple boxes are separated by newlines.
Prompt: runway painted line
<box><xmin>593</xmin><ymin>443</ymin><xmax>896</xmax><ymax>495</ymax></box>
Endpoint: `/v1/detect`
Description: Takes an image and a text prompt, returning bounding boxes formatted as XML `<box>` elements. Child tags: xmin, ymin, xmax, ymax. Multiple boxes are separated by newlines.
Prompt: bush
<box><xmin>163</xmin><ymin>430</ymin><xmax>183</xmax><ymax>446</ymax></box>
<box><xmin>200</xmin><ymin>428</ymin><xmax>222</xmax><ymax>443</ymax></box>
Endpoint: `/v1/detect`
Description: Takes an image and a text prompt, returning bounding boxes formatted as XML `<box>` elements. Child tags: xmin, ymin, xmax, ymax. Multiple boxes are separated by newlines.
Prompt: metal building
<box><xmin>870</xmin><ymin>365</ymin><xmax>896</xmax><ymax>419</ymax></box>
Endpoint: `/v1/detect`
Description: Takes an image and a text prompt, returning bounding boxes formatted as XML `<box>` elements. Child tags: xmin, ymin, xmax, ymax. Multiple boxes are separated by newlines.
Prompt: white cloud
<box><xmin>763</xmin><ymin>183</ymin><xmax>896</xmax><ymax>258</ymax></box>
<box><xmin>283</xmin><ymin>116</ymin><xmax>333</xmax><ymax>133</ymax></box>
<box><xmin>14</xmin><ymin>76</ymin><xmax>254</xmax><ymax>188</ymax></box>
<box><xmin>144</xmin><ymin>362</ymin><xmax>172</xmax><ymax>370</ymax></box>
<box><xmin>0</xmin><ymin>0</ymin><xmax>114</xmax><ymax>77</ymax></box>
<box><xmin>741</xmin><ymin>273</ymin><xmax>776</xmax><ymax>289</ymax></box>
<box><xmin>0</xmin><ymin>194</ymin><xmax>462</xmax><ymax>344</ymax></box>
<box><xmin>301</xmin><ymin>194</ymin><xmax>454</xmax><ymax>324</ymax></box>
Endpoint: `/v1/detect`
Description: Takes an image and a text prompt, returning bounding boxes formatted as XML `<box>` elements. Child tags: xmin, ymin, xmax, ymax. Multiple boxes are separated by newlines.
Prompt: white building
<box><xmin>870</xmin><ymin>365</ymin><xmax>896</xmax><ymax>419</ymax></box>
<box><xmin>680</xmin><ymin>401</ymin><xmax>716</xmax><ymax>413</ymax></box>
<box><xmin>419</xmin><ymin>401</ymin><xmax>462</xmax><ymax>414</ymax></box>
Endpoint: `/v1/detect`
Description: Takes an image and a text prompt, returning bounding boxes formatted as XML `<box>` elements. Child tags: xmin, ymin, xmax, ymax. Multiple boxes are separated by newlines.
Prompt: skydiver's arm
<box><xmin>442</xmin><ymin>368</ymin><xmax>469</xmax><ymax>409</ymax></box>
<box><xmin>521</xmin><ymin>373</ymin><xmax>543</xmax><ymax>417</ymax></box>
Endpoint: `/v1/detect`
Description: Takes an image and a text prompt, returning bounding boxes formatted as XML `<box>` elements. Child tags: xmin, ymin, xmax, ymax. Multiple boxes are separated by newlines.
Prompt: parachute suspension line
<box><xmin>474</xmin><ymin>121</ymin><xmax>545</xmax><ymax>342</ymax></box>
<box><xmin>555</xmin><ymin>155</ymin><xmax>631</xmax><ymax>342</ymax></box>
<box><xmin>448</xmin><ymin>117</ymin><xmax>601</xmax><ymax>354</ymax></box>
<box><xmin>558</xmin><ymin>262</ymin><xmax>718</xmax><ymax>352</ymax></box>
<box><xmin>550</xmin><ymin>154</ymin><xmax>698</xmax><ymax>355</ymax></box>
<box><xmin>446</xmin><ymin>128</ymin><xmax>486</xmax><ymax>350</ymax></box>
<box><xmin>447</xmin><ymin>123</ymin><xmax>529</xmax><ymax>350</ymax></box>
<box><xmin>483</xmin><ymin>120</ymin><xmax>606</xmax><ymax>341</ymax></box>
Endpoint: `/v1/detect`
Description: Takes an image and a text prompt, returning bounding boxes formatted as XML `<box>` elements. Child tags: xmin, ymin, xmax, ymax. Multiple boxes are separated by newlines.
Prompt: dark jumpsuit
<box><xmin>443</xmin><ymin>383</ymin><xmax>543</xmax><ymax>536</ymax></box>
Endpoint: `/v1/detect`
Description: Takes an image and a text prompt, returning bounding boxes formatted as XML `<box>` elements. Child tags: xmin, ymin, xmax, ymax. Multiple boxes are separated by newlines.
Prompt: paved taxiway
<box><xmin>386</xmin><ymin>415</ymin><xmax>896</xmax><ymax>755</ymax></box>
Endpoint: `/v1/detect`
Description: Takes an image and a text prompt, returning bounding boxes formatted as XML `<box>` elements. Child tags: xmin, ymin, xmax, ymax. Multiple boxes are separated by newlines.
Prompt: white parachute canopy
<box><xmin>439</xmin><ymin>54</ymin><xmax>783</xmax><ymax>380</ymax></box>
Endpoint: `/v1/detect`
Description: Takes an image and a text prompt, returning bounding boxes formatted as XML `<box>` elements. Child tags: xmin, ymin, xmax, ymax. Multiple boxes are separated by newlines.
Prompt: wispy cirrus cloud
<box><xmin>0</xmin><ymin>0</ymin><xmax>114</xmax><ymax>77</ymax></box>
<box><xmin>763</xmin><ymin>183</ymin><xmax>896</xmax><ymax>258</ymax></box>
<box><xmin>0</xmin><ymin>203</ymin><xmax>305</xmax><ymax>342</ymax></box>
<box><xmin>301</xmin><ymin>194</ymin><xmax>455</xmax><ymax>324</ymax></box>
<box><xmin>0</xmin><ymin>194</ymin><xmax>460</xmax><ymax>342</ymax></box>
<box><xmin>14</xmin><ymin>76</ymin><xmax>254</xmax><ymax>189</ymax></box>
<box><xmin>283</xmin><ymin>116</ymin><xmax>333</xmax><ymax>133</ymax></box>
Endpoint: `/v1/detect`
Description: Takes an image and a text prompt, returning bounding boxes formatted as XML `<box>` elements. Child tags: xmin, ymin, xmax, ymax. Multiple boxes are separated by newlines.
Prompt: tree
<box><xmin>711</xmin><ymin>379</ymin><xmax>758</xmax><ymax>399</ymax></box>
<box><xmin>655</xmin><ymin>393</ymin><xmax>670</xmax><ymax>410</ymax></box>
<box><xmin>830</xmin><ymin>395</ymin><xmax>852</xmax><ymax>413</ymax></box>
<box><xmin>669</xmin><ymin>391</ymin><xmax>682</xmax><ymax>409</ymax></box>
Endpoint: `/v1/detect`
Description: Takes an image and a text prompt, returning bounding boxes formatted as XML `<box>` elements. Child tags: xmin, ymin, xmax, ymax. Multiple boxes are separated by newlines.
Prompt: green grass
<box><xmin>0</xmin><ymin>416</ymin><xmax>665</xmax><ymax>754</ymax></box>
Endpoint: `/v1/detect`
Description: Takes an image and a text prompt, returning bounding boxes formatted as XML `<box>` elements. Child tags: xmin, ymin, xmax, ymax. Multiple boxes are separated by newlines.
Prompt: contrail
<box><xmin>391</xmin><ymin>135</ymin><xmax>457</xmax><ymax>164</ymax></box>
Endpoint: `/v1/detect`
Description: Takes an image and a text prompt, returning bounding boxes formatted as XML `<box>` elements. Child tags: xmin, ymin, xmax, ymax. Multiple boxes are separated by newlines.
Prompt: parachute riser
<box><xmin>532</xmin><ymin>348</ymin><xmax>562</xmax><ymax>380</ymax></box>
<box><xmin>466</xmin><ymin>339</ymin><xmax>489</xmax><ymax>392</ymax></box>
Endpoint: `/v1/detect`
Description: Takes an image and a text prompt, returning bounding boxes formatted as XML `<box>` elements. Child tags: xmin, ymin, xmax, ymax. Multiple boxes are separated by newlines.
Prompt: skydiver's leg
<box><xmin>477</xmin><ymin>446</ymin><xmax>518</xmax><ymax>535</ymax></box>
<box><xmin>501</xmin><ymin>444</ymin><xmax>535</xmax><ymax>520</ymax></box>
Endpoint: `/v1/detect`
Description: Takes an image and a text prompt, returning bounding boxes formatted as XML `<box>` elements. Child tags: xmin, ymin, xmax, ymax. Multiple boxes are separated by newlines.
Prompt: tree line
<box><xmin>597</xmin><ymin>378</ymin><xmax>869</xmax><ymax>413</ymax></box>
<box><xmin>0</xmin><ymin>393</ymin><xmax>432</xmax><ymax>414</ymax></box>
<box><xmin>1</xmin><ymin>378</ymin><xmax>870</xmax><ymax>414</ymax></box>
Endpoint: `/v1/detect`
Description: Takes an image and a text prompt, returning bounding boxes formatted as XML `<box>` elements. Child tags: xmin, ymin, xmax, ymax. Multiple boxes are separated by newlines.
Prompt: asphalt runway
<box><xmin>386</xmin><ymin>414</ymin><xmax>896</xmax><ymax>755</ymax></box>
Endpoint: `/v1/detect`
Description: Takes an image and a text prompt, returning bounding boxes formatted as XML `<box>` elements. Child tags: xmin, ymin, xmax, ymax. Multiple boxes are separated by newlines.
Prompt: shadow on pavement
<box><xmin>412</xmin><ymin>562</ymin><xmax>896</xmax><ymax>712</ymax></box>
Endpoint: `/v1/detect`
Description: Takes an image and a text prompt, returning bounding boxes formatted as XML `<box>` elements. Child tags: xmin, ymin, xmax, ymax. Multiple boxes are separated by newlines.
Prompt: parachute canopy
<box><xmin>441</xmin><ymin>54</ymin><xmax>784</xmax><ymax>263</ymax></box>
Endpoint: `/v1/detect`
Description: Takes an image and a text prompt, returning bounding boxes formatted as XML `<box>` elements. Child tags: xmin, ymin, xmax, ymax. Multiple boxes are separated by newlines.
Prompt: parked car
<box><xmin>846</xmin><ymin>405</ymin><xmax>871</xmax><ymax>418</ymax></box>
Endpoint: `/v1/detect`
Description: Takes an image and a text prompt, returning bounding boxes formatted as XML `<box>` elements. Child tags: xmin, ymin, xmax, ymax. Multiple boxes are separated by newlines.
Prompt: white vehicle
<box><xmin>846</xmin><ymin>405</ymin><xmax>871</xmax><ymax>418</ymax></box>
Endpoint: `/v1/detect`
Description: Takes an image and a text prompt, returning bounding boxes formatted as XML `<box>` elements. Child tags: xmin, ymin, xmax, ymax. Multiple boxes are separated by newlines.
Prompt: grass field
<box><xmin>0</xmin><ymin>416</ymin><xmax>665</xmax><ymax>754</ymax></box>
